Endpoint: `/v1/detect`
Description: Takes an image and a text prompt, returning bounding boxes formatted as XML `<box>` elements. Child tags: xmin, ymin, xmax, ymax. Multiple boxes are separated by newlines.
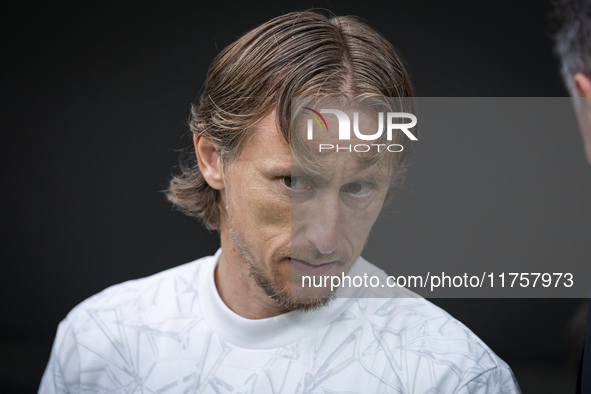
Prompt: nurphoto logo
<box><xmin>302</xmin><ymin>108</ymin><xmax>417</xmax><ymax>153</ymax></box>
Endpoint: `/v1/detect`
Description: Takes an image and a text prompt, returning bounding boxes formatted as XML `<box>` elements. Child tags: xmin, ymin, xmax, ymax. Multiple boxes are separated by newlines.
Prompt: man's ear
<box><xmin>574</xmin><ymin>72</ymin><xmax>591</xmax><ymax>98</ymax></box>
<box><xmin>194</xmin><ymin>134</ymin><xmax>224</xmax><ymax>190</ymax></box>
<box><xmin>573</xmin><ymin>73</ymin><xmax>591</xmax><ymax>166</ymax></box>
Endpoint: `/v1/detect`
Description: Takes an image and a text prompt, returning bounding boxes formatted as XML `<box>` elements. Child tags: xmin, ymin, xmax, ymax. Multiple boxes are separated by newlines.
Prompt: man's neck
<box><xmin>214</xmin><ymin>231</ymin><xmax>290</xmax><ymax>320</ymax></box>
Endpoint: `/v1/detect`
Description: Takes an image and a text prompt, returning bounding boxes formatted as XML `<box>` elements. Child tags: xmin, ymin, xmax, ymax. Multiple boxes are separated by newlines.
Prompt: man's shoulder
<box><xmin>39</xmin><ymin>253</ymin><xmax>217</xmax><ymax>391</ymax></box>
<box><xmin>333</xmin><ymin>257</ymin><xmax>519</xmax><ymax>391</ymax></box>
<box><xmin>63</xmin><ymin>253</ymin><xmax>215</xmax><ymax>328</ymax></box>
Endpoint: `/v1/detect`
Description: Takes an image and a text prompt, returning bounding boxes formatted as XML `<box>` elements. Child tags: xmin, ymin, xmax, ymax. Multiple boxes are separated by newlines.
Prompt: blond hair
<box><xmin>166</xmin><ymin>11</ymin><xmax>414</xmax><ymax>230</ymax></box>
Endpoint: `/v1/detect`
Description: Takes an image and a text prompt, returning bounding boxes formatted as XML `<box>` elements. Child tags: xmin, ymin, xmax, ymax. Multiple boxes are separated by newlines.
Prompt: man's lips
<box><xmin>289</xmin><ymin>258</ymin><xmax>338</xmax><ymax>273</ymax></box>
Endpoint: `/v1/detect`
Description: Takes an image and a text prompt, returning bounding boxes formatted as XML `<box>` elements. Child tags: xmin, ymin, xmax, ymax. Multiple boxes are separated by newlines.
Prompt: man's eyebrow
<box><xmin>357</xmin><ymin>172</ymin><xmax>391</xmax><ymax>187</ymax></box>
<box><xmin>261</xmin><ymin>161</ymin><xmax>318</xmax><ymax>175</ymax></box>
<box><xmin>262</xmin><ymin>163</ymin><xmax>332</xmax><ymax>183</ymax></box>
<box><xmin>259</xmin><ymin>163</ymin><xmax>292</xmax><ymax>175</ymax></box>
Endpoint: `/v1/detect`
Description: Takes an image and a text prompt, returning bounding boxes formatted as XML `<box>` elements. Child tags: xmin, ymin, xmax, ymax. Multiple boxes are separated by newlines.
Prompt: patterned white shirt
<box><xmin>40</xmin><ymin>250</ymin><xmax>520</xmax><ymax>393</ymax></box>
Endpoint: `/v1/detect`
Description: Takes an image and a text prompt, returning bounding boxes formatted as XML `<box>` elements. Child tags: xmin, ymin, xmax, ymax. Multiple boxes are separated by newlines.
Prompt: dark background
<box><xmin>2</xmin><ymin>1</ymin><xmax>589</xmax><ymax>392</ymax></box>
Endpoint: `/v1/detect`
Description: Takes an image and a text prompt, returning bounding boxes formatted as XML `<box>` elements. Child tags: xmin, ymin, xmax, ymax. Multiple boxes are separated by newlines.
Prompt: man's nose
<box><xmin>303</xmin><ymin>194</ymin><xmax>340</xmax><ymax>255</ymax></box>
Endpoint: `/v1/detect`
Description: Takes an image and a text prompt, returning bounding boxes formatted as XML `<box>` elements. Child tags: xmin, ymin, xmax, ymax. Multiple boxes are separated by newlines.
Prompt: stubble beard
<box><xmin>227</xmin><ymin>223</ymin><xmax>334</xmax><ymax>313</ymax></box>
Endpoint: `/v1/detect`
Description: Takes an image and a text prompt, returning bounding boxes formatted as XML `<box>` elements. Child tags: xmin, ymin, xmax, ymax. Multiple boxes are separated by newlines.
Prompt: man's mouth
<box><xmin>289</xmin><ymin>258</ymin><xmax>338</xmax><ymax>274</ymax></box>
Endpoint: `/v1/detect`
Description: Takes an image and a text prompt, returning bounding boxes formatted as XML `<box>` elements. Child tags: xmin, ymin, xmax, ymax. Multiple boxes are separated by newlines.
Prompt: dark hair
<box><xmin>552</xmin><ymin>0</ymin><xmax>591</xmax><ymax>93</ymax></box>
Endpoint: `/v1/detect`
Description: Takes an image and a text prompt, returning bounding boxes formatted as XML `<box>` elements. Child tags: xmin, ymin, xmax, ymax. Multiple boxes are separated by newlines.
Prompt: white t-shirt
<box><xmin>39</xmin><ymin>250</ymin><xmax>520</xmax><ymax>393</ymax></box>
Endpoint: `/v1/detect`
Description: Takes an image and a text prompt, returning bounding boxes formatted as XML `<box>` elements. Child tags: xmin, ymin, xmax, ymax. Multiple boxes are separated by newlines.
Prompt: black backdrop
<box><xmin>2</xmin><ymin>1</ymin><xmax>588</xmax><ymax>392</ymax></box>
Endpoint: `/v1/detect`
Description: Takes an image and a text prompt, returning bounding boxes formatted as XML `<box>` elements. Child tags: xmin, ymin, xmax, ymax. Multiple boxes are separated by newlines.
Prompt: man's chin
<box><xmin>285</xmin><ymin>275</ymin><xmax>338</xmax><ymax>311</ymax></box>
<box><xmin>247</xmin><ymin>260</ymin><xmax>335</xmax><ymax>312</ymax></box>
<box><xmin>272</xmin><ymin>290</ymin><xmax>335</xmax><ymax>312</ymax></box>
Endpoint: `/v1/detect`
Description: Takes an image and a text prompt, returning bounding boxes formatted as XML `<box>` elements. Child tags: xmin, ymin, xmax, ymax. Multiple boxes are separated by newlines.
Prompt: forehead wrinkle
<box><xmin>350</xmin><ymin>159</ymin><xmax>392</xmax><ymax>181</ymax></box>
<box><xmin>291</xmin><ymin>143</ymin><xmax>396</xmax><ymax>179</ymax></box>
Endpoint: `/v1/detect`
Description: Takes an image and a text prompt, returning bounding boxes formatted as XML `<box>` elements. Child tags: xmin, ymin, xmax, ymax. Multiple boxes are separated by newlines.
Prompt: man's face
<box><xmin>221</xmin><ymin>108</ymin><xmax>392</xmax><ymax>311</ymax></box>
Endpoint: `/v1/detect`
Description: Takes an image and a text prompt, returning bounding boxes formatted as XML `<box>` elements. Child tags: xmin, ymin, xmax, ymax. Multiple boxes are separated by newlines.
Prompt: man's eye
<box><xmin>282</xmin><ymin>176</ymin><xmax>309</xmax><ymax>190</ymax></box>
<box><xmin>342</xmin><ymin>182</ymin><xmax>373</xmax><ymax>196</ymax></box>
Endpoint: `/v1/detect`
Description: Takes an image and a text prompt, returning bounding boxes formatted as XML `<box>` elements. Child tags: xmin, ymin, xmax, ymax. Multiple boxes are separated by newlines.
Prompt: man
<box><xmin>40</xmin><ymin>11</ymin><xmax>519</xmax><ymax>393</ymax></box>
<box><xmin>553</xmin><ymin>1</ymin><xmax>591</xmax><ymax>392</ymax></box>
